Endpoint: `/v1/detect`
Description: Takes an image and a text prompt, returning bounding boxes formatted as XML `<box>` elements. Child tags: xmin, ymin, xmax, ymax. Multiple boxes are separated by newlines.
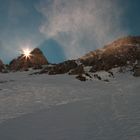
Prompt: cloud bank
<box><xmin>38</xmin><ymin>0</ymin><xmax>128</xmax><ymax>59</ymax></box>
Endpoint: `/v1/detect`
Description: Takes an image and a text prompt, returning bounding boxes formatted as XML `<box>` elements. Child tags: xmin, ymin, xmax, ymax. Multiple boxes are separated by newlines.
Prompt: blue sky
<box><xmin>0</xmin><ymin>0</ymin><xmax>140</xmax><ymax>64</ymax></box>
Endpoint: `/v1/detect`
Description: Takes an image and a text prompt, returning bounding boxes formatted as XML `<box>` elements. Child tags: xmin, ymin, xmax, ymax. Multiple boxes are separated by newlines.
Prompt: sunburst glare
<box><xmin>22</xmin><ymin>48</ymin><xmax>32</xmax><ymax>59</ymax></box>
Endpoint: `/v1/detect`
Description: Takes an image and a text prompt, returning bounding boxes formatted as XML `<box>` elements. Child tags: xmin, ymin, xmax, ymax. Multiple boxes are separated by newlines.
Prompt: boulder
<box><xmin>75</xmin><ymin>75</ymin><xmax>86</xmax><ymax>81</ymax></box>
<box><xmin>9</xmin><ymin>48</ymin><xmax>48</xmax><ymax>71</ymax></box>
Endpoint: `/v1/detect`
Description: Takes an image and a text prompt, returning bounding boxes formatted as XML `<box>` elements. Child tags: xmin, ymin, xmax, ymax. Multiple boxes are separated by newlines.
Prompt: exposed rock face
<box><xmin>9</xmin><ymin>48</ymin><xmax>48</xmax><ymax>71</ymax></box>
<box><xmin>68</xmin><ymin>65</ymin><xmax>85</xmax><ymax>75</ymax></box>
<box><xmin>40</xmin><ymin>60</ymin><xmax>78</xmax><ymax>75</ymax></box>
<box><xmin>0</xmin><ymin>60</ymin><xmax>4</xmax><ymax>72</ymax></box>
<box><xmin>80</xmin><ymin>36</ymin><xmax>140</xmax><ymax>71</ymax></box>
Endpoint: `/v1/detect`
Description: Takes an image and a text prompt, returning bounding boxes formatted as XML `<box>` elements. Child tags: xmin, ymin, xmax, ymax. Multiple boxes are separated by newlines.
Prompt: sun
<box><xmin>22</xmin><ymin>48</ymin><xmax>32</xmax><ymax>59</ymax></box>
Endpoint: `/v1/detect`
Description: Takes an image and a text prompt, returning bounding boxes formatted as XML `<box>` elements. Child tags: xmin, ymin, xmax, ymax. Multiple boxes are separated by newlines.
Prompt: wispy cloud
<box><xmin>37</xmin><ymin>0</ymin><xmax>128</xmax><ymax>59</ymax></box>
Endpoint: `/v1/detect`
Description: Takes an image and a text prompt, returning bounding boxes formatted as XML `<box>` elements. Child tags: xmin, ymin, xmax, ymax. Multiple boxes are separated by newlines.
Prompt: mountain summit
<box><xmin>9</xmin><ymin>48</ymin><xmax>49</xmax><ymax>71</ymax></box>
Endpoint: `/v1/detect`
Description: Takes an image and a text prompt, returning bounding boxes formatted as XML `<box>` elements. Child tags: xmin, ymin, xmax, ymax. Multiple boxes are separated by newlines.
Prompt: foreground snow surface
<box><xmin>0</xmin><ymin>71</ymin><xmax>140</xmax><ymax>140</ymax></box>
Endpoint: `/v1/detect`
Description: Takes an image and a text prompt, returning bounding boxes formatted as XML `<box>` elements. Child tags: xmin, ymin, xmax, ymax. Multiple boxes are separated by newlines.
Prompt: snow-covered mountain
<box><xmin>0</xmin><ymin>36</ymin><xmax>140</xmax><ymax>140</ymax></box>
<box><xmin>37</xmin><ymin>36</ymin><xmax>140</xmax><ymax>81</ymax></box>
<box><xmin>1</xmin><ymin>36</ymin><xmax>140</xmax><ymax>81</ymax></box>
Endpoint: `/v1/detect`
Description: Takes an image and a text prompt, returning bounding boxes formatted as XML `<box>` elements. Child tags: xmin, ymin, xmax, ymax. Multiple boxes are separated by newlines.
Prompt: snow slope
<box><xmin>0</xmin><ymin>70</ymin><xmax>140</xmax><ymax>140</ymax></box>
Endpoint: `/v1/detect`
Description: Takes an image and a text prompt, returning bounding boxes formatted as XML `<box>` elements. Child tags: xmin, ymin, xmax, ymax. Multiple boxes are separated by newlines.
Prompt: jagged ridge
<box><xmin>80</xmin><ymin>36</ymin><xmax>140</xmax><ymax>71</ymax></box>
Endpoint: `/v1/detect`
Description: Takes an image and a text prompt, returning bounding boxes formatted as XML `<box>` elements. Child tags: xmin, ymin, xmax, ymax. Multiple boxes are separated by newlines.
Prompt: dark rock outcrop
<box><xmin>75</xmin><ymin>75</ymin><xmax>86</xmax><ymax>81</ymax></box>
<box><xmin>9</xmin><ymin>48</ymin><xmax>48</xmax><ymax>71</ymax></box>
<box><xmin>40</xmin><ymin>60</ymin><xmax>78</xmax><ymax>75</ymax></box>
<box><xmin>68</xmin><ymin>65</ymin><xmax>85</xmax><ymax>75</ymax></box>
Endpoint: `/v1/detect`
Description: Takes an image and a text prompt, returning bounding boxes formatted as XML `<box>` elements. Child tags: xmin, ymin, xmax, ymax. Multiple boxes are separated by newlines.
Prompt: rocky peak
<box><xmin>31</xmin><ymin>48</ymin><xmax>43</xmax><ymax>55</ymax></box>
<box><xmin>9</xmin><ymin>48</ymin><xmax>49</xmax><ymax>71</ymax></box>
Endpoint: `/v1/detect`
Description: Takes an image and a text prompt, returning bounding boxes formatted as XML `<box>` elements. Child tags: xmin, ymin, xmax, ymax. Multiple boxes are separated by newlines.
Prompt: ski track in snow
<box><xmin>0</xmin><ymin>71</ymin><xmax>140</xmax><ymax>140</ymax></box>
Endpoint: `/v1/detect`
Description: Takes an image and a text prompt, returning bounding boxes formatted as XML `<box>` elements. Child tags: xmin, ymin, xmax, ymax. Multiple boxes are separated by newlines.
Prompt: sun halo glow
<box><xmin>22</xmin><ymin>48</ymin><xmax>32</xmax><ymax>59</ymax></box>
